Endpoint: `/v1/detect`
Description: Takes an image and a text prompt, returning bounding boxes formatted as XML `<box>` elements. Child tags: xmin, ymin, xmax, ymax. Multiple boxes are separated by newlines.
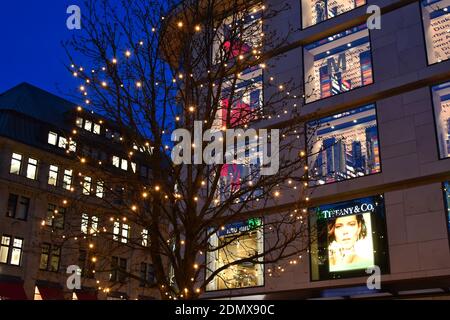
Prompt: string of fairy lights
<box><xmin>46</xmin><ymin>3</ymin><xmax>313</xmax><ymax>299</ymax></box>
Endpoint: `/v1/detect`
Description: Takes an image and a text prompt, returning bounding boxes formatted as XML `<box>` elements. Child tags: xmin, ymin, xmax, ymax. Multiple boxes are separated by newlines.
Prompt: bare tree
<box><xmin>60</xmin><ymin>0</ymin><xmax>314</xmax><ymax>299</ymax></box>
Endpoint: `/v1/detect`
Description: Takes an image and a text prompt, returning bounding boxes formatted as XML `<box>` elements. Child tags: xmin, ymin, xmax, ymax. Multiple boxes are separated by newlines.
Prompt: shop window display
<box><xmin>306</xmin><ymin>104</ymin><xmax>380</xmax><ymax>186</ymax></box>
<box><xmin>304</xmin><ymin>24</ymin><xmax>373</xmax><ymax>103</ymax></box>
<box><xmin>432</xmin><ymin>81</ymin><xmax>450</xmax><ymax>158</ymax></box>
<box><xmin>421</xmin><ymin>0</ymin><xmax>450</xmax><ymax>64</ymax></box>
<box><xmin>206</xmin><ymin>218</ymin><xmax>264</xmax><ymax>291</ymax></box>
<box><xmin>309</xmin><ymin>195</ymin><xmax>389</xmax><ymax>281</ymax></box>
<box><xmin>302</xmin><ymin>0</ymin><xmax>366</xmax><ymax>28</ymax></box>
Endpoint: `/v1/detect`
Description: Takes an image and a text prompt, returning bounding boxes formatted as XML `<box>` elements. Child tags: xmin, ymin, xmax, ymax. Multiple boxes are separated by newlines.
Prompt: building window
<box><xmin>113</xmin><ymin>156</ymin><xmax>129</xmax><ymax>171</ymax></box>
<box><xmin>79</xmin><ymin>250</ymin><xmax>95</xmax><ymax>278</ymax></box>
<box><xmin>96</xmin><ymin>181</ymin><xmax>104</xmax><ymax>198</ymax></box>
<box><xmin>63</xmin><ymin>169</ymin><xmax>73</xmax><ymax>190</ymax></box>
<box><xmin>83</xmin><ymin>176</ymin><xmax>92</xmax><ymax>195</ymax></box>
<box><xmin>431</xmin><ymin>81</ymin><xmax>450</xmax><ymax>158</ymax></box>
<box><xmin>39</xmin><ymin>244</ymin><xmax>61</xmax><ymax>272</ymax></box>
<box><xmin>26</xmin><ymin>158</ymin><xmax>38</xmax><ymax>180</ymax></box>
<box><xmin>131</xmin><ymin>162</ymin><xmax>136</xmax><ymax>173</ymax></box>
<box><xmin>10</xmin><ymin>153</ymin><xmax>22</xmax><ymax>175</ymax></box>
<box><xmin>306</xmin><ymin>104</ymin><xmax>380</xmax><ymax>185</ymax></box>
<box><xmin>309</xmin><ymin>195</ymin><xmax>389</xmax><ymax>281</ymax></box>
<box><xmin>304</xmin><ymin>24</ymin><xmax>373</xmax><ymax>103</ymax></box>
<box><xmin>45</xmin><ymin>204</ymin><xmax>65</xmax><ymax>229</ymax></box>
<box><xmin>110</xmin><ymin>257</ymin><xmax>127</xmax><ymax>283</ymax></box>
<box><xmin>421</xmin><ymin>1</ymin><xmax>450</xmax><ymax>64</ymax></box>
<box><xmin>0</xmin><ymin>235</ymin><xmax>23</xmax><ymax>266</ymax></box>
<box><xmin>443</xmin><ymin>182</ymin><xmax>450</xmax><ymax>246</ymax></box>
<box><xmin>141</xmin><ymin>229</ymin><xmax>149</xmax><ymax>247</ymax></box>
<box><xmin>68</xmin><ymin>140</ymin><xmax>77</xmax><ymax>152</ymax></box>
<box><xmin>212</xmin><ymin>4</ymin><xmax>263</xmax><ymax>64</ymax></box>
<box><xmin>76</xmin><ymin>117</ymin><xmax>83</xmax><ymax>128</ymax></box>
<box><xmin>81</xmin><ymin>213</ymin><xmax>98</xmax><ymax>235</ymax></box>
<box><xmin>140</xmin><ymin>165</ymin><xmax>149</xmax><ymax>178</ymax></box>
<box><xmin>58</xmin><ymin>136</ymin><xmax>67</xmax><ymax>149</ymax></box>
<box><xmin>302</xmin><ymin>0</ymin><xmax>366</xmax><ymax>28</ymax></box>
<box><xmin>93</xmin><ymin>124</ymin><xmax>101</xmax><ymax>135</ymax></box>
<box><xmin>140</xmin><ymin>263</ymin><xmax>156</xmax><ymax>287</ymax></box>
<box><xmin>48</xmin><ymin>132</ymin><xmax>58</xmax><ymax>145</ymax></box>
<box><xmin>48</xmin><ymin>165</ymin><xmax>59</xmax><ymax>186</ymax></box>
<box><xmin>6</xmin><ymin>194</ymin><xmax>29</xmax><ymax>220</ymax></box>
<box><xmin>39</xmin><ymin>244</ymin><xmax>50</xmax><ymax>270</ymax></box>
<box><xmin>206</xmin><ymin>218</ymin><xmax>264</xmax><ymax>291</ymax></box>
<box><xmin>84</xmin><ymin>119</ymin><xmax>92</xmax><ymax>131</ymax></box>
<box><xmin>113</xmin><ymin>222</ymin><xmax>129</xmax><ymax>243</ymax></box>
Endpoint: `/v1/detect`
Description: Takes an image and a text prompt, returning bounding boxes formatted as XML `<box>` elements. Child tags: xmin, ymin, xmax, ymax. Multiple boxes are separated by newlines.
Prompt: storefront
<box><xmin>309</xmin><ymin>195</ymin><xmax>389</xmax><ymax>281</ymax></box>
<box><xmin>206</xmin><ymin>218</ymin><xmax>264</xmax><ymax>291</ymax></box>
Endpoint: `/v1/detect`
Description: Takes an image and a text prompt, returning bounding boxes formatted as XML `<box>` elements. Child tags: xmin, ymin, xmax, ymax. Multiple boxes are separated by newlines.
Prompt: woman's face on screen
<box><xmin>334</xmin><ymin>215</ymin><xmax>361</xmax><ymax>249</ymax></box>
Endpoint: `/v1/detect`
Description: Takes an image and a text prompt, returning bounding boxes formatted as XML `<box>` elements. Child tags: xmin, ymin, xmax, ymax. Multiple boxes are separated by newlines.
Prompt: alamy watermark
<box><xmin>171</xmin><ymin>121</ymin><xmax>280</xmax><ymax>175</ymax></box>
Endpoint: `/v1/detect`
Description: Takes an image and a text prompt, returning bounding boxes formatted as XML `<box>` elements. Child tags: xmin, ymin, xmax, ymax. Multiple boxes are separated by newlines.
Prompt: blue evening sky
<box><xmin>0</xmin><ymin>1</ymin><xmax>83</xmax><ymax>97</ymax></box>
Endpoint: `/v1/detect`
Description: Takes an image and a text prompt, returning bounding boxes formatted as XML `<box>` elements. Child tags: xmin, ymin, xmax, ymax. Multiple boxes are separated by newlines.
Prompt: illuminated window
<box><xmin>48</xmin><ymin>165</ymin><xmax>59</xmax><ymax>186</ymax></box>
<box><xmin>26</xmin><ymin>158</ymin><xmax>38</xmax><ymax>180</ymax></box>
<box><xmin>304</xmin><ymin>24</ymin><xmax>373</xmax><ymax>103</ymax></box>
<box><xmin>302</xmin><ymin>0</ymin><xmax>366</xmax><ymax>28</ymax></box>
<box><xmin>63</xmin><ymin>169</ymin><xmax>73</xmax><ymax>190</ymax></box>
<box><xmin>96</xmin><ymin>180</ymin><xmax>104</xmax><ymax>198</ymax></box>
<box><xmin>68</xmin><ymin>141</ymin><xmax>77</xmax><ymax>152</ymax></box>
<box><xmin>48</xmin><ymin>132</ymin><xmax>58</xmax><ymax>145</ymax></box>
<box><xmin>84</xmin><ymin>119</ymin><xmax>93</xmax><ymax>131</ymax></box>
<box><xmin>131</xmin><ymin>162</ymin><xmax>136</xmax><ymax>173</ymax></box>
<box><xmin>113</xmin><ymin>222</ymin><xmax>129</xmax><ymax>243</ymax></box>
<box><xmin>58</xmin><ymin>136</ymin><xmax>67</xmax><ymax>149</ymax></box>
<box><xmin>45</xmin><ymin>204</ymin><xmax>65</xmax><ymax>229</ymax></box>
<box><xmin>306</xmin><ymin>104</ymin><xmax>380</xmax><ymax>186</ymax></box>
<box><xmin>83</xmin><ymin>176</ymin><xmax>92</xmax><ymax>195</ymax></box>
<box><xmin>81</xmin><ymin>213</ymin><xmax>98</xmax><ymax>235</ymax></box>
<box><xmin>431</xmin><ymin>81</ymin><xmax>450</xmax><ymax>158</ymax></box>
<box><xmin>141</xmin><ymin>229</ymin><xmax>149</xmax><ymax>247</ymax></box>
<box><xmin>206</xmin><ymin>218</ymin><xmax>264</xmax><ymax>291</ymax></box>
<box><xmin>7</xmin><ymin>194</ymin><xmax>29</xmax><ymax>220</ymax></box>
<box><xmin>10</xmin><ymin>153</ymin><xmax>22</xmax><ymax>175</ymax></box>
<box><xmin>93</xmin><ymin>123</ymin><xmax>101</xmax><ymax>135</ymax></box>
<box><xmin>112</xmin><ymin>156</ymin><xmax>120</xmax><ymax>168</ymax></box>
<box><xmin>213</xmin><ymin>4</ymin><xmax>263</xmax><ymax>64</ymax></box>
<box><xmin>309</xmin><ymin>195</ymin><xmax>389</xmax><ymax>281</ymax></box>
<box><xmin>421</xmin><ymin>0</ymin><xmax>450</xmax><ymax>64</ymax></box>
<box><xmin>76</xmin><ymin>117</ymin><xmax>83</xmax><ymax>128</ymax></box>
<box><xmin>1</xmin><ymin>235</ymin><xmax>23</xmax><ymax>266</ymax></box>
<box><xmin>121</xmin><ymin>159</ymin><xmax>128</xmax><ymax>171</ymax></box>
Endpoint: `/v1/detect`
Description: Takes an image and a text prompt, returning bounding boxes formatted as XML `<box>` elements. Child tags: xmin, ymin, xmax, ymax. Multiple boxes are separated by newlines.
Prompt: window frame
<box><xmin>10</xmin><ymin>152</ymin><xmax>22</xmax><ymax>175</ymax></box>
<box><xmin>302</xmin><ymin>24</ymin><xmax>375</xmax><ymax>105</ymax></box>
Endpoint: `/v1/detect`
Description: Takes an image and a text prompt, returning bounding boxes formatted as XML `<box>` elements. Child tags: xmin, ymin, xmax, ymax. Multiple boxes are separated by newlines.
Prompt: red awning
<box><xmin>76</xmin><ymin>291</ymin><xmax>97</xmax><ymax>300</ymax></box>
<box><xmin>37</xmin><ymin>286</ymin><xmax>65</xmax><ymax>300</ymax></box>
<box><xmin>0</xmin><ymin>282</ymin><xmax>28</xmax><ymax>300</ymax></box>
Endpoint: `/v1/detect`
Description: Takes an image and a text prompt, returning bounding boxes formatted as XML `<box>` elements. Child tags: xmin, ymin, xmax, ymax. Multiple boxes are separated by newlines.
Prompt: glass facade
<box><xmin>304</xmin><ymin>24</ymin><xmax>373</xmax><ymax>103</ymax></box>
<box><xmin>306</xmin><ymin>104</ymin><xmax>380</xmax><ymax>186</ymax></box>
<box><xmin>421</xmin><ymin>0</ymin><xmax>450</xmax><ymax>64</ymax></box>
<box><xmin>302</xmin><ymin>0</ymin><xmax>366</xmax><ymax>28</ymax></box>
<box><xmin>206</xmin><ymin>218</ymin><xmax>264</xmax><ymax>291</ymax></box>
<box><xmin>309</xmin><ymin>195</ymin><xmax>389</xmax><ymax>281</ymax></box>
<box><xmin>432</xmin><ymin>81</ymin><xmax>450</xmax><ymax>158</ymax></box>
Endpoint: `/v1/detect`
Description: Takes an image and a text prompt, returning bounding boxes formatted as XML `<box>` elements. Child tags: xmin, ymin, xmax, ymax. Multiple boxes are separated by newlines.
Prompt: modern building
<box><xmin>197</xmin><ymin>0</ymin><xmax>450</xmax><ymax>299</ymax></box>
<box><xmin>0</xmin><ymin>83</ymin><xmax>159</xmax><ymax>300</ymax></box>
